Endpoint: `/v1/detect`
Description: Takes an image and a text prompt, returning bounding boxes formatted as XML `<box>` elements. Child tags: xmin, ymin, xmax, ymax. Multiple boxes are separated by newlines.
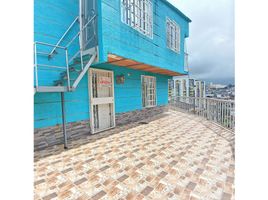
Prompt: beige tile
<box><xmin>34</xmin><ymin>110</ymin><xmax>235</xmax><ymax>200</ymax></box>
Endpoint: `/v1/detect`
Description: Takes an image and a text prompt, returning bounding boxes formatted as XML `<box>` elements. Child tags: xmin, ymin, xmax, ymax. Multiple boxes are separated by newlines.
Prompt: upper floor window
<box><xmin>166</xmin><ymin>18</ymin><xmax>180</xmax><ymax>53</ymax></box>
<box><xmin>121</xmin><ymin>0</ymin><xmax>153</xmax><ymax>38</ymax></box>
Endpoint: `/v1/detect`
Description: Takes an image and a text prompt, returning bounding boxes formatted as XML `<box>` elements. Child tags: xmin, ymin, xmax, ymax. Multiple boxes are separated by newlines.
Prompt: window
<box><xmin>121</xmin><ymin>0</ymin><xmax>153</xmax><ymax>38</ymax></box>
<box><xmin>201</xmin><ymin>81</ymin><xmax>205</xmax><ymax>98</ymax></box>
<box><xmin>182</xmin><ymin>79</ymin><xmax>187</xmax><ymax>97</ymax></box>
<box><xmin>168</xmin><ymin>79</ymin><xmax>174</xmax><ymax>98</ymax></box>
<box><xmin>166</xmin><ymin>18</ymin><xmax>180</xmax><ymax>53</ymax></box>
<box><xmin>142</xmin><ymin>76</ymin><xmax>156</xmax><ymax>107</ymax></box>
<box><xmin>196</xmin><ymin>81</ymin><xmax>200</xmax><ymax>97</ymax></box>
<box><xmin>189</xmin><ymin>79</ymin><xmax>195</xmax><ymax>97</ymax></box>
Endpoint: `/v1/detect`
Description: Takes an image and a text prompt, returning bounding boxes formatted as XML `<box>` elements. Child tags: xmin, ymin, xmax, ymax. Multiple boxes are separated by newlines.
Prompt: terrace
<box><xmin>34</xmin><ymin>99</ymin><xmax>235</xmax><ymax>200</ymax></box>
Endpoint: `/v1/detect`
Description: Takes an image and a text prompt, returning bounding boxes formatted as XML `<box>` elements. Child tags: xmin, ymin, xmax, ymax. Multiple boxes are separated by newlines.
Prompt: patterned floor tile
<box><xmin>34</xmin><ymin>110</ymin><xmax>235</xmax><ymax>200</ymax></box>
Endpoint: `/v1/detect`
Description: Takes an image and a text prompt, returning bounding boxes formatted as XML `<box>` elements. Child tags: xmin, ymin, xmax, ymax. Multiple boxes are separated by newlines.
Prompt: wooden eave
<box><xmin>107</xmin><ymin>54</ymin><xmax>185</xmax><ymax>76</ymax></box>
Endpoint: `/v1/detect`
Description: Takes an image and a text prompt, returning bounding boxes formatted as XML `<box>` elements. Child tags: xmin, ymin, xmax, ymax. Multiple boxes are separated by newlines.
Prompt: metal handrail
<box><xmin>34</xmin><ymin>42</ymin><xmax>70</xmax><ymax>91</ymax></box>
<box><xmin>171</xmin><ymin>96</ymin><xmax>234</xmax><ymax>103</ymax></box>
<box><xmin>34</xmin><ymin>13</ymin><xmax>98</xmax><ymax>92</ymax></box>
<box><xmin>37</xmin><ymin>64</ymin><xmax>68</xmax><ymax>69</ymax></box>
<box><xmin>169</xmin><ymin>96</ymin><xmax>235</xmax><ymax>130</ymax></box>
<box><xmin>34</xmin><ymin>41</ymin><xmax>66</xmax><ymax>49</ymax></box>
<box><xmin>65</xmin><ymin>14</ymin><xmax>97</xmax><ymax>49</ymax></box>
<box><xmin>48</xmin><ymin>16</ymin><xmax>79</xmax><ymax>58</ymax></box>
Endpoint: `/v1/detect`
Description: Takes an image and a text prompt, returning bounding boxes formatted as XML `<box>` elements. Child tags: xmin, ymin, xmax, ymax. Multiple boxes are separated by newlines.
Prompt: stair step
<box><xmin>73</xmin><ymin>54</ymin><xmax>92</xmax><ymax>64</ymax></box>
<box><xmin>69</xmin><ymin>67</ymin><xmax>81</xmax><ymax>73</ymax></box>
<box><xmin>54</xmin><ymin>80</ymin><xmax>64</xmax><ymax>86</ymax></box>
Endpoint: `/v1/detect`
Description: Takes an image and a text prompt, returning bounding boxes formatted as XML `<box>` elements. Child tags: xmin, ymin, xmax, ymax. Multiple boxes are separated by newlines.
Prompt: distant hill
<box><xmin>204</xmin><ymin>77</ymin><xmax>235</xmax><ymax>85</ymax></box>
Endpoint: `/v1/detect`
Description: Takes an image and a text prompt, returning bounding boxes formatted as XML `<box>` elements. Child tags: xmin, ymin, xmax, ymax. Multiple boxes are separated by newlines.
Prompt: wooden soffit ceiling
<box><xmin>107</xmin><ymin>54</ymin><xmax>184</xmax><ymax>76</ymax></box>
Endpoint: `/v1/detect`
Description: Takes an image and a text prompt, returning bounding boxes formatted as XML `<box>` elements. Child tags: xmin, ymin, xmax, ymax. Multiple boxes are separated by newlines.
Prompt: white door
<box><xmin>89</xmin><ymin>68</ymin><xmax>115</xmax><ymax>133</ymax></box>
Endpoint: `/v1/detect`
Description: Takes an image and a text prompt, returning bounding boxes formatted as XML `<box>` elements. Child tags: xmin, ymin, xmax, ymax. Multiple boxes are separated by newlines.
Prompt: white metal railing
<box><xmin>48</xmin><ymin>16</ymin><xmax>79</xmax><ymax>58</ymax></box>
<box><xmin>34</xmin><ymin>41</ymin><xmax>71</xmax><ymax>91</ymax></box>
<box><xmin>169</xmin><ymin>96</ymin><xmax>235</xmax><ymax>131</ymax></box>
<box><xmin>34</xmin><ymin>14</ymin><xmax>97</xmax><ymax>92</ymax></box>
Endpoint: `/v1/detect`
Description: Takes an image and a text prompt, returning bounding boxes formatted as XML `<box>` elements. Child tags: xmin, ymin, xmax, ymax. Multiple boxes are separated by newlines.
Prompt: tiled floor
<box><xmin>34</xmin><ymin>110</ymin><xmax>235</xmax><ymax>200</ymax></box>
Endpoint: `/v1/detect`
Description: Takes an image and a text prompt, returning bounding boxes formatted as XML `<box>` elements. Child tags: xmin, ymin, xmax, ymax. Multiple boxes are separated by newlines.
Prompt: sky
<box><xmin>168</xmin><ymin>0</ymin><xmax>234</xmax><ymax>84</ymax></box>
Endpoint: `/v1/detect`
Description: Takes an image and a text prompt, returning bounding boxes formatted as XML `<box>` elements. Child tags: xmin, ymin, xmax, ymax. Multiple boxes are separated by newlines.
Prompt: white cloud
<box><xmin>168</xmin><ymin>0</ymin><xmax>234</xmax><ymax>82</ymax></box>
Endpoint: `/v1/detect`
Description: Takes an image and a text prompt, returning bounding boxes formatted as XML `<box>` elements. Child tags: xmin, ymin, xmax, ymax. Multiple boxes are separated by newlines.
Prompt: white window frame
<box><xmin>121</xmin><ymin>0</ymin><xmax>153</xmax><ymax>39</ymax></box>
<box><xmin>166</xmin><ymin>18</ymin><xmax>180</xmax><ymax>53</ymax></box>
<box><xmin>141</xmin><ymin>75</ymin><xmax>157</xmax><ymax>108</ymax></box>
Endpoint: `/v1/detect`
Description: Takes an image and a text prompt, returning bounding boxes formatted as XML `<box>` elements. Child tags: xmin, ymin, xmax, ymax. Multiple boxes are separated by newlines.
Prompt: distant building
<box><xmin>169</xmin><ymin>76</ymin><xmax>206</xmax><ymax>98</ymax></box>
<box><xmin>208</xmin><ymin>82</ymin><xmax>226</xmax><ymax>89</ymax></box>
<box><xmin>206</xmin><ymin>82</ymin><xmax>235</xmax><ymax>100</ymax></box>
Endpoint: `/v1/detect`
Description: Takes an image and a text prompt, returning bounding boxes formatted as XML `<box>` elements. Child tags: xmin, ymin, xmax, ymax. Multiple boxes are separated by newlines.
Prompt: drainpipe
<box><xmin>61</xmin><ymin>92</ymin><xmax>68</xmax><ymax>149</ymax></box>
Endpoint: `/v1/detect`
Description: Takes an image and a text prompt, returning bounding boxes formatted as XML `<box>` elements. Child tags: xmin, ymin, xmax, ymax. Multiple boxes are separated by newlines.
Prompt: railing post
<box><xmin>61</xmin><ymin>92</ymin><xmax>68</xmax><ymax>149</ymax></box>
<box><xmin>79</xmin><ymin>0</ymin><xmax>84</xmax><ymax>51</ymax></box>
<box><xmin>65</xmin><ymin>48</ymin><xmax>71</xmax><ymax>91</ymax></box>
<box><xmin>206</xmin><ymin>100</ymin><xmax>209</xmax><ymax>120</ymax></box>
<box><xmin>79</xmin><ymin>33</ymin><xmax>84</xmax><ymax>70</ymax></box>
<box><xmin>193</xmin><ymin>97</ymin><xmax>195</xmax><ymax>114</ymax></box>
<box><xmin>34</xmin><ymin>43</ymin><xmax>38</xmax><ymax>90</ymax></box>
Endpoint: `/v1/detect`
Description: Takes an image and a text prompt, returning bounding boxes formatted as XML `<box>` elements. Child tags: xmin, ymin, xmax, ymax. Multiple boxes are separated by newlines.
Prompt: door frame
<box><xmin>141</xmin><ymin>75</ymin><xmax>157</xmax><ymax>108</ymax></box>
<box><xmin>88</xmin><ymin>68</ymin><xmax>116</xmax><ymax>134</ymax></box>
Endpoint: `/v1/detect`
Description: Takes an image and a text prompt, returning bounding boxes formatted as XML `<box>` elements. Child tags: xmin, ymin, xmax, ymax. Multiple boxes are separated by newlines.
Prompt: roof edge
<box><xmin>160</xmin><ymin>0</ymin><xmax>192</xmax><ymax>22</ymax></box>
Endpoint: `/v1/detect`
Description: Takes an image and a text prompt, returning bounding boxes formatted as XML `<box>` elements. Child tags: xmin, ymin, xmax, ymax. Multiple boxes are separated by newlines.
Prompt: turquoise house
<box><xmin>34</xmin><ymin>0</ymin><xmax>191</xmax><ymax>149</ymax></box>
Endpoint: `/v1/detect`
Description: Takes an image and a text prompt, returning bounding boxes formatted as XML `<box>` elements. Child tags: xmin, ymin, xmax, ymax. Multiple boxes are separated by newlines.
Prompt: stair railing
<box><xmin>34</xmin><ymin>41</ymin><xmax>71</xmax><ymax>91</ymax></box>
<box><xmin>48</xmin><ymin>16</ymin><xmax>79</xmax><ymax>59</ymax></box>
<box><xmin>65</xmin><ymin>14</ymin><xmax>97</xmax><ymax>70</ymax></box>
<box><xmin>169</xmin><ymin>96</ymin><xmax>235</xmax><ymax>131</ymax></box>
<box><xmin>34</xmin><ymin>14</ymin><xmax>98</xmax><ymax>92</ymax></box>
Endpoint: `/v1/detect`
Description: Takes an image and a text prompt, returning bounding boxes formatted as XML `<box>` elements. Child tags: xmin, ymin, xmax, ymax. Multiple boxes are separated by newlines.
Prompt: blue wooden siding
<box><xmin>34</xmin><ymin>0</ymin><xmax>80</xmax><ymax>86</ymax></box>
<box><xmin>34</xmin><ymin>64</ymin><xmax>170</xmax><ymax>128</ymax></box>
<box><xmin>34</xmin><ymin>0</ymin><xmax>189</xmax><ymax>129</ymax></box>
<box><xmin>99</xmin><ymin>0</ymin><xmax>190</xmax><ymax>74</ymax></box>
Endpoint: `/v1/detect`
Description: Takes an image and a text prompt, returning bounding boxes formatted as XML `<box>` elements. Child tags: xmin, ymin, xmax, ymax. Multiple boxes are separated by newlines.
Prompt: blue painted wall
<box><xmin>34</xmin><ymin>0</ymin><xmax>189</xmax><ymax>128</ymax></box>
<box><xmin>34</xmin><ymin>65</ymin><xmax>170</xmax><ymax>128</ymax></box>
<box><xmin>34</xmin><ymin>0</ymin><xmax>80</xmax><ymax>86</ymax></box>
<box><xmin>99</xmin><ymin>0</ymin><xmax>190</xmax><ymax>74</ymax></box>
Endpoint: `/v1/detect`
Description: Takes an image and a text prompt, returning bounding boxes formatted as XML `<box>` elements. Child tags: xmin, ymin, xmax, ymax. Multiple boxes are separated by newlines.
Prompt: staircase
<box><xmin>35</xmin><ymin>50</ymin><xmax>97</xmax><ymax>93</ymax></box>
<box><xmin>34</xmin><ymin>13</ymin><xmax>98</xmax><ymax>94</ymax></box>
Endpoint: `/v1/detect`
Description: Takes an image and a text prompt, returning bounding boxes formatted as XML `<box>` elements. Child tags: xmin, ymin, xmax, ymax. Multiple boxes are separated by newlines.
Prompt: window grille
<box><xmin>182</xmin><ymin>79</ymin><xmax>187</xmax><ymax>97</ymax></box>
<box><xmin>121</xmin><ymin>0</ymin><xmax>153</xmax><ymax>38</ymax></box>
<box><xmin>142</xmin><ymin>75</ymin><xmax>156</xmax><ymax>107</ymax></box>
<box><xmin>166</xmin><ymin>18</ymin><xmax>180</xmax><ymax>53</ymax></box>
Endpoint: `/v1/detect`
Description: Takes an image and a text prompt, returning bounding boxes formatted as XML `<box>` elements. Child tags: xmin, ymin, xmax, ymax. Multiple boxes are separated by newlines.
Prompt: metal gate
<box><xmin>89</xmin><ymin>68</ymin><xmax>115</xmax><ymax>133</ymax></box>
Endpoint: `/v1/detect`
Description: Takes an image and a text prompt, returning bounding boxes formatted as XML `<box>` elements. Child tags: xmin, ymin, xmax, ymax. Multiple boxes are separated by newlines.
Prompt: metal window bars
<box><xmin>121</xmin><ymin>0</ymin><xmax>153</xmax><ymax>38</ymax></box>
<box><xmin>166</xmin><ymin>18</ymin><xmax>180</xmax><ymax>53</ymax></box>
<box><xmin>169</xmin><ymin>96</ymin><xmax>235</xmax><ymax>131</ymax></box>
